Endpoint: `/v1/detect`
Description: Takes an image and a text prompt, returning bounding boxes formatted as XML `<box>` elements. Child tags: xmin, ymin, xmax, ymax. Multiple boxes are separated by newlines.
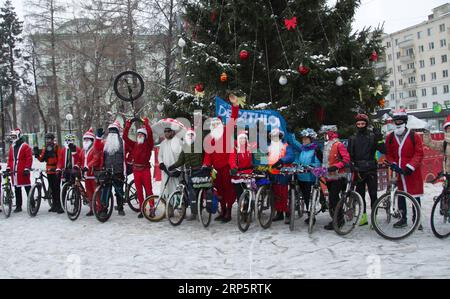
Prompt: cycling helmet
<box><xmin>45</xmin><ymin>132</ymin><xmax>55</xmax><ymax>140</ymax></box>
<box><xmin>64</xmin><ymin>134</ymin><xmax>76</xmax><ymax>144</ymax></box>
<box><xmin>391</xmin><ymin>109</ymin><xmax>408</xmax><ymax>123</ymax></box>
<box><xmin>300</xmin><ymin>128</ymin><xmax>317</xmax><ymax>139</ymax></box>
<box><xmin>355</xmin><ymin>113</ymin><xmax>369</xmax><ymax>123</ymax></box>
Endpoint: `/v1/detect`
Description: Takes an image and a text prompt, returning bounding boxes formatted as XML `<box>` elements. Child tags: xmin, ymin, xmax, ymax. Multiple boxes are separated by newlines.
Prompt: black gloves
<box><xmin>23</xmin><ymin>169</ymin><xmax>30</xmax><ymax>176</ymax></box>
<box><xmin>96</xmin><ymin>128</ymin><xmax>104</xmax><ymax>138</ymax></box>
<box><xmin>327</xmin><ymin>166</ymin><xmax>338</xmax><ymax>173</ymax></box>
<box><xmin>230</xmin><ymin>168</ymin><xmax>238</xmax><ymax>176</ymax></box>
<box><xmin>272</xmin><ymin>160</ymin><xmax>283</xmax><ymax>169</ymax></box>
<box><xmin>168</xmin><ymin>165</ymin><xmax>176</xmax><ymax>172</ymax></box>
<box><xmin>390</xmin><ymin>163</ymin><xmax>403</xmax><ymax>175</ymax></box>
<box><xmin>403</xmin><ymin>167</ymin><xmax>413</xmax><ymax>176</ymax></box>
<box><xmin>33</xmin><ymin>146</ymin><xmax>40</xmax><ymax>158</ymax></box>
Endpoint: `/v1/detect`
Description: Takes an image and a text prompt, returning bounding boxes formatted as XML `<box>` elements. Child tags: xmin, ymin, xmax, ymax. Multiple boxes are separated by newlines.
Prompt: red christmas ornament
<box><xmin>195</xmin><ymin>83</ymin><xmax>204</xmax><ymax>92</ymax></box>
<box><xmin>298</xmin><ymin>65</ymin><xmax>310</xmax><ymax>75</ymax></box>
<box><xmin>370</xmin><ymin>50</ymin><xmax>378</xmax><ymax>62</ymax></box>
<box><xmin>284</xmin><ymin>16</ymin><xmax>297</xmax><ymax>30</ymax></box>
<box><xmin>239</xmin><ymin>50</ymin><xmax>249</xmax><ymax>60</ymax></box>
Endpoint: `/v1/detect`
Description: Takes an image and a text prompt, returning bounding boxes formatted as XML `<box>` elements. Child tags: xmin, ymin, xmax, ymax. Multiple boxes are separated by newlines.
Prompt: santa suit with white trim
<box><xmin>6</xmin><ymin>129</ymin><xmax>33</xmax><ymax>211</ymax></box>
<box><xmin>78</xmin><ymin>128</ymin><xmax>102</xmax><ymax>210</ymax></box>
<box><xmin>385</xmin><ymin>110</ymin><xmax>424</xmax><ymax>220</ymax></box>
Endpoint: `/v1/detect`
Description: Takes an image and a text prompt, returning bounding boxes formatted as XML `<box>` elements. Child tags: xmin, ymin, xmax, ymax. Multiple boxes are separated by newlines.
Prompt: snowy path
<box><xmin>0</xmin><ymin>162</ymin><xmax>449</xmax><ymax>278</ymax></box>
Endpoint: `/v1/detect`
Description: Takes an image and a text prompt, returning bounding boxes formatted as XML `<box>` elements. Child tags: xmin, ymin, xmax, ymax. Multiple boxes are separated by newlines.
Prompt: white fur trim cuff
<box><xmin>406</xmin><ymin>164</ymin><xmax>415</xmax><ymax>171</ymax></box>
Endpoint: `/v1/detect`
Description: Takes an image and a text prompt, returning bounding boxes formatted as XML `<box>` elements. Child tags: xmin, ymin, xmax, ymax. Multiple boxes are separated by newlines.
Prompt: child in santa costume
<box><xmin>202</xmin><ymin>95</ymin><xmax>240</xmax><ymax>223</ymax></box>
<box><xmin>124</xmin><ymin>117</ymin><xmax>154</xmax><ymax>218</ymax></box>
<box><xmin>385</xmin><ymin>109</ymin><xmax>424</xmax><ymax>230</ymax></box>
<box><xmin>6</xmin><ymin>128</ymin><xmax>33</xmax><ymax>213</ymax></box>
<box><xmin>229</xmin><ymin>130</ymin><xmax>254</xmax><ymax>202</ymax></box>
<box><xmin>267</xmin><ymin>128</ymin><xmax>295</xmax><ymax>224</ymax></box>
<box><xmin>78</xmin><ymin>128</ymin><xmax>102</xmax><ymax>216</ymax></box>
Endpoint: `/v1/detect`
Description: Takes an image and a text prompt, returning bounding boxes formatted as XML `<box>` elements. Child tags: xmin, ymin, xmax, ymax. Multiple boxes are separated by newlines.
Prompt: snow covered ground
<box><xmin>0</xmin><ymin>160</ymin><xmax>449</xmax><ymax>279</ymax></box>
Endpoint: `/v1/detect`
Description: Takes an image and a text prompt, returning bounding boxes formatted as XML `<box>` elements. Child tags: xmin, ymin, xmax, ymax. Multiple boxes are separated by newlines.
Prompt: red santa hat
<box><xmin>108</xmin><ymin>120</ymin><xmax>122</xmax><ymax>131</ymax></box>
<box><xmin>10</xmin><ymin>128</ymin><xmax>21</xmax><ymax>138</ymax></box>
<box><xmin>137</xmin><ymin>127</ymin><xmax>148</xmax><ymax>137</ymax></box>
<box><xmin>83</xmin><ymin>127</ymin><xmax>95</xmax><ymax>140</ymax></box>
<box><xmin>443</xmin><ymin>115</ymin><xmax>450</xmax><ymax>130</ymax></box>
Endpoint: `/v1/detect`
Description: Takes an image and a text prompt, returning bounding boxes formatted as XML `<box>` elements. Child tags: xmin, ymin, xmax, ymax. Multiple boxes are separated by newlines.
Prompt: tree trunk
<box><xmin>50</xmin><ymin>0</ymin><xmax>62</xmax><ymax>144</ymax></box>
<box><xmin>31</xmin><ymin>39</ymin><xmax>48</xmax><ymax>133</ymax></box>
<box><xmin>9</xmin><ymin>46</ymin><xmax>17</xmax><ymax>129</ymax></box>
<box><xmin>164</xmin><ymin>0</ymin><xmax>174</xmax><ymax>88</ymax></box>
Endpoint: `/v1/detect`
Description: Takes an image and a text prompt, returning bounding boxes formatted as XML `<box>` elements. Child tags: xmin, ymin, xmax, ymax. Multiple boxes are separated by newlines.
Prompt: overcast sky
<box><xmin>8</xmin><ymin>0</ymin><xmax>450</xmax><ymax>34</ymax></box>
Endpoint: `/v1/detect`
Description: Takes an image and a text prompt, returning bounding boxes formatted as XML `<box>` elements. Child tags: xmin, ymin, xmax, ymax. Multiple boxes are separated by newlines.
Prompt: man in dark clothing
<box><xmin>347</xmin><ymin>113</ymin><xmax>385</xmax><ymax>226</ymax></box>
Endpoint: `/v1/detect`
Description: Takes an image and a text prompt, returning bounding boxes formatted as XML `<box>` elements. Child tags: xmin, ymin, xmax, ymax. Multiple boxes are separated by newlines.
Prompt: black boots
<box><xmin>222</xmin><ymin>208</ymin><xmax>232</xmax><ymax>223</ymax></box>
<box><xmin>272</xmin><ymin>211</ymin><xmax>284</xmax><ymax>222</ymax></box>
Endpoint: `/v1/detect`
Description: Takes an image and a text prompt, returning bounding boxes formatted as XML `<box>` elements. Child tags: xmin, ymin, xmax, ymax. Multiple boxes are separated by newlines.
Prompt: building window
<box><xmin>421</xmin><ymin>74</ymin><xmax>426</xmax><ymax>82</ymax></box>
<box><xmin>409</xmin><ymin>104</ymin><xmax>417</xmax><ymax>110</ymax></box>
<box><xmin>419</xmin><ymin>45</ymin><xmax>424</xmax><ymax>52</ymax></box>
<box><xmin>445</xmin><ymin>100</ymin><xmax>450</xmax><ymax>106</ymax></box>
<box><xmin>400</xmin><ymin>92</ymin><xmax>404</xmax><ymax>99</ymax></box>
<box><xmin>387</xmin><ymin>41</ymin><xmax>391</xmax><ymax>48</ymax></box>
<box><xmin>390</xmin><ymin>94</ymin><xmax>395</xmax><ymax>100</ymax></box>
<box><xmin>388</xmin><ymin>54</ymin><xmax>392</xmax><ymax>61</ymax></box>
<box><xmin>398</xmin><ymin>66</ymin><xmax>402</xmax><ymax>72</ymax></box>
<box><xmin>440</xmin><ymin>24</ymin><xmax>446</xmax><ymax>32</ymax></box>
<box><xmin>432</xmin><ymin>87</ymin><xmax>438</xmax><ymax>95</ymax></box>
<box><xmin>430</xmin><ymin>57</ymin><xmax>436</xmax><ymax>65</ymax></box>
<box><xmin>406</xmin><ymin>48</ymin><xmax>414</xmax><ymax>56</ymax></box>
<box><xmin>444</xmin><ymin>85</ymin><xmax>449</xmax><ymax>94</ymax></box>
<box><xmin>417</xmin><ymin>31</ymin><xmax>422</xmax><ymax>39</ymax></box>
<box><xmin>395</xmin><ymin>39</ymin><xmax>399</xmax><ymax>45</ymax></box>
<box><xmin>442</xmin><ymin>55</ymin><xmax>448</xmax><ymax>63</ymax></box>
<box><xmin>390</xmin><ymin>80</ymin><xmax>394</xmax><ymax>87</ymax></box>
<box><xmin>429</xmin><ymin>42</ymin><xmax>435</xmax><ymax>50</ymax></box>
<box><xmin>419</xmin><ymin>60</ymin><xmax>425</xmax><ymax>68</ymax></box>
<box><xmin>399</xmin><ymin>79</ymin><xmax>403</xmax><ymax>85</ymax></box>
<box><xmin>408</xmin><ymin>77</ymin><xmax>416</xmax><ymax>83</ymax></box>
<box><xmin>396</xmin><ymin>52</ymin><xmax>401</xmax><ymax>59</ymax></box>
<box><xmin>444</xmin><ymin>70</ymin><xmax>449</xmax><ymax>78</ymax></box>
<box><xmin>441</xmin><ymin>39</ymin><xmax>447</xmax><ymax>47</ymax></box>
<box><xmin>428</xmin><ymin>28</ymin><xmax>433</xmax><ymax>36</ymax></box>
<box><xmin>422</xmin><ymin>103</ymin><xmax>428</xmax><ymax>109</ymax></box>
<box><xmin>409</xmin><ymin>90</ymin><xmax>417</xmax><ymax>97</ymax></box>
<box><xmin>407</xmin><ymin>62</ymin><xmax>415</xmax><ymax>69</ymax></box>
<box><xmin>432</xmin><ymin>72</ymin><xmax>437</xmax><ymax>80</ymax></box>
<box><xmin>422</xmin><ymin>88</ymin><xmax>427</xmax><ymax>96</ymax></box>
<box><xmin>433</xmin><ymin>101</ymin><xmax>439</xmax><ymax>106</ymax></box>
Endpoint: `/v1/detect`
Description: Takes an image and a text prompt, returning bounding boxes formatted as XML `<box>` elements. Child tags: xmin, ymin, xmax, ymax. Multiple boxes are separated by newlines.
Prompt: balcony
<box><xmin>401</xmin><ymin>68</ymin><xmax>416</xmax><ymax>76</ymax></box>
<box><xmin>400</xmin><ymin>54</ymin><xmax>415</xmax><ymax>63</ymax></box>
<box><xmin>398</xmin><ymin>39</ymin><xmax>415</xmax><ymax>48</ymax></box>
<box><xmin>403</xmin><ymin>82</ymin><xmax>417</xmax><ymax>89</ymax></box>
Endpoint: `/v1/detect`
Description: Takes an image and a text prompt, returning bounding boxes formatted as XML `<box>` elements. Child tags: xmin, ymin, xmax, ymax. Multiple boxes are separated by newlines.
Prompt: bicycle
<box><xmin>235</xmin><ymin>171</ymin><xmax>266</xmax><ymax>232</ymax></box>
<box><xmin>280</xmin><ymin>165</ymin><xmax>306</xmax><ymax>232</ymax></box>
<box><xmin>0</xmin><ymin>170</ymin><xmax>15</xmax><ymax>218</ymax></box>
<box><xmin>429</xmin><ymin>172</ymin><xmax>450</xmax><ymax>239</ymax></box>
<box><xmin>125</xmin><ymin>178</ymin><xmax>139</xmax><ymax>212</ymax></box>
<box><xmin>27</xmin><ymin>168</ymin><xmax>54</xmax><ymax>217</ymax></box>
<box><xmin>332</xmin><ymin>164</ymin><xmax>364</xmax><ymax>236</ymax></box>
<box><xmin>371</xmin><ymin>161</ymin><xmax>421</xmax><ymax>240</ymax></box>
<box><xmin>165</xmin><ymin>167</ymin><xmax>193</xmax><ymax>226</ymax></box>
<box><xmin>92</xmin><ymin>169</ymin><xmax>127</xmax><ymax>223</ymax></box>
<box><xmin>64</xmin><ymin>169</ymin><xmax>89</xmax><ymax>221</ymax></box>
<box><xmin>59</xmin><ymin>168</ymin><xmax>79</xmax><ymax>212</ymax></box>
<box><xmin>193</xmin><ymin>167</ymin><xmax>215</xmax><ymax>228</ymax></box>
<box><xmin>141</xmin><ymin>175</ymin><xmax>173</xmax><ymax>222</ymax></box>
<box><xmin>305</xmin><ymin>166</ymin><xmax>329</xmax><ymax>234</ymax></box>
<box><xmin>254</xmin><ymin>166</ymin><xmax>276</xmax><ymax>229</ymax></box>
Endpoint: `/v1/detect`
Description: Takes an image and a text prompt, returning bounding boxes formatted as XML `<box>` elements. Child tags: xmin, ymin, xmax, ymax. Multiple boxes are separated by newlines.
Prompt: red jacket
<box><xmin>123</xmin><ymin>119</ymin><xmax>154</xmax><ymax>170</ymax></box>
<box><xmin>78</xmin><ymin>145</ymin><xmax>102</xmax><ymax>179</ymax></box>
<box><xmin>203</xmin><ymin>105</ymin><xmax>239</xmax><ymax>169</ymax></box>
<box><xmin>385</xmin><ymin>130</ymin><xmax>424</xmax><ymax>197</ymax></box>
<box><xmin>38</xmin><ymin>144</ymin><xmax>60</xmax><ymax>174</ymax></box>
<box><xmin>229</xmin><ymin>142</ymin><xmax>254</xmax><ymax>180</ymax></box>
<box><xmin>7</xmin><ymin>141</ymin><xmax>33</xmax><ymax>187</ymax></box>
<box><xmin>57</xmin><ymin>146</ymin><xmax>82</xmax><ymax>171</ymax></box>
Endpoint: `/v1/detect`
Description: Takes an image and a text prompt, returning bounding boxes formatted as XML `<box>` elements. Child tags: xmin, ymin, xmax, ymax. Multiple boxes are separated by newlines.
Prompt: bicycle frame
<box><xmin>387</xmin><ymin>169</ymin><xmax>400</xmax><ymax>218</ymax></box>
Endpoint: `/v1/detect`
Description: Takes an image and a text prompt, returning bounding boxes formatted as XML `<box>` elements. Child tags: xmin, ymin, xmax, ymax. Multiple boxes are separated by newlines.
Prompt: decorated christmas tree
<box><xmin>166</xmin><ymin>0</ymin><xmax>388</xmax><ymax>134</ymax></box>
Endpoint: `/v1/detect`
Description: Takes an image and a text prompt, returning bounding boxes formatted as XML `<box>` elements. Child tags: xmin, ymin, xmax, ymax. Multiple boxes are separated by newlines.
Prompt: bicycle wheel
<box><xmin>198</xmin><ymin>188</ymin><xmax>213</xmax><ymax>228</ymax></box>
<box><xmin>113</xmin><ymin>71</ymin><xmax>144</xmax><ymax>102</ymax></box>
<box><xmin>60</xmin><ymin>182</ymin><xmax>72</xmax><ymax>212</ymax></box>
<box><xmin>371</xmin><ymin>191</ymin><xmax>421</xmax><ymax>240</ymax></box>
<box><xmin>333</xmin><ymin>191</ymin><xmax>363</xmax><ymax>236</ymax></box>
<box><xmin>256</xmin><ymin>185</ymin><xmax>274</xmax><ymax>229</ymax></box>
<box><xmin>27</xmin><ymin>184</ymin><xmax>42</xmax><ymax>217</ymax></box>
<box><xmin>65</xmin><ymin>186</ymin><xmax>82</xmax><ymax>221</ymax></box>
<box><xmin>92</xmin><ymin>186</ymin><xmax>114</xmax><ymax>223</ymax></box>
<box><xmin>167</xmin><ymin>190</ymin><xmax>187</xmax><ymax>226</ymax></box>
<box><xmin>1</xmin><ymin>184</ymin><xmax>13</xmax><ymax>218</ymax></box>
<box><xmin>142</xmin><ymin>195</ymin><xmax>166</xmax><ymax>222</ymax></box>
<box><xmin>125</xmin><ymin>180</ymin><xmax>140</xmax><ymax>213</ymax></box>
<box><xmin>430</xmin><ymin>193</ymin><xmax>450</xmax><ymax>239</ymax></box>
<box><xmin>308</xmin><ymin>189</ymin><xmax>318</xmax><ymax>234</ymax></box>
<box><xmin>237</xmin><ymin>190</ymin><xmax>252</xmax><ymax>233</ymax></box>
<box><xmin>289</xmin><ymin>187</ymin><xmax>297</xmax><ymax>231</ymax></box>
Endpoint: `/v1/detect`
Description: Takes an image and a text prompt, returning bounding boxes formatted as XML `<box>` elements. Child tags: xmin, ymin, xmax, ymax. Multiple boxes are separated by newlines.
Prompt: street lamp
<box><xmin>66</xmin><ymin>113</ymin><xmax>73</xmax><ymax>133</ymax></box>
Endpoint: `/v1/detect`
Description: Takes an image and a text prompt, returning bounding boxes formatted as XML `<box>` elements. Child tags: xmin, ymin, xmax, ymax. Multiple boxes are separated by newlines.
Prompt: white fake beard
<box><xmin>211</xmin><ymin>125</ymin><xmax>224</xmax><ymax>140</ymax></box>
<box><xmin>270</xmin><ymin>140</ymin><xmax>283</xmax><ymax>156</ymax></box>
<box><xmin>104</xmin><ymin>133</ymin><xmax>121</xmax><ymax>154</ymax></box>
<box><xmin>83</xmin><ymin>140</ymin><xmax>93</xmax><ymax>151</ymax></box>
<box><xmin>137</xmin><ymin>137</ymin><xmax>145</xmax><ymax>144</ymax></box>
<box><xmin>394</xmin><ymin>124</ymin><xmax>406</xmax><ymax>136</ymax></box>
<box><xmin>445</xmin><ymin>132</ymin><xmax>450</xmax><ymax>143</ymax></box>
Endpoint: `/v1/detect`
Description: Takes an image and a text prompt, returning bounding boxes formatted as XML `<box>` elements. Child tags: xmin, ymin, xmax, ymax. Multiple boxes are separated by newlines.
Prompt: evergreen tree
<box><xmin>0</xmin><ymin>0</ymin><xmax>27</xmax><ymax>129</ymax></box>
<box><xmin>166</xmin><ymin>0</ymin><xmax>387</xmax><ymax>135</ymax></box>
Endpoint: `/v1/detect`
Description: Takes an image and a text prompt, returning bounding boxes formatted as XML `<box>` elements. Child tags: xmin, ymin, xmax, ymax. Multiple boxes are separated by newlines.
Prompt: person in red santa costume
<box><xmin>229</xmin><ymin>130</ymin><xmax>254</xmax><ymax>200</ymax></box>
<box><xmin>6</xmin><ymin>128</ymin><xmax>33</xmax><ymax>213</ymax></box>
<box><xmin>203</xmin><ymin>95</ymin><xmax>240</xmax><ymax>223</ymax></box>
<box><xmin>77</xmin><ymin>128</ymin><xmax>102</xmax><ymax>216</ymax></box>
<box><xmin>123</xmin><ymin>117</ymin><xmax>154</xmax><ymax>218</ymax></box>
<box><xmin>385</xmin><ymin>109</ymin><xmax>424</xmax><ymax>230</ymax></box>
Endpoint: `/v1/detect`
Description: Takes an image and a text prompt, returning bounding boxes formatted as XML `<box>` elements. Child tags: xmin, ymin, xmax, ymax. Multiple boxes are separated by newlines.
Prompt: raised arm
<box><xmin>144</xmin><ymin>117</ymin><xmax>154</xmax><ymax>149</ymax></box>
<box><xmin>123</xmin><ymin>119</ymin><xmax>135</xmax><ymax>150</ymax></box>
